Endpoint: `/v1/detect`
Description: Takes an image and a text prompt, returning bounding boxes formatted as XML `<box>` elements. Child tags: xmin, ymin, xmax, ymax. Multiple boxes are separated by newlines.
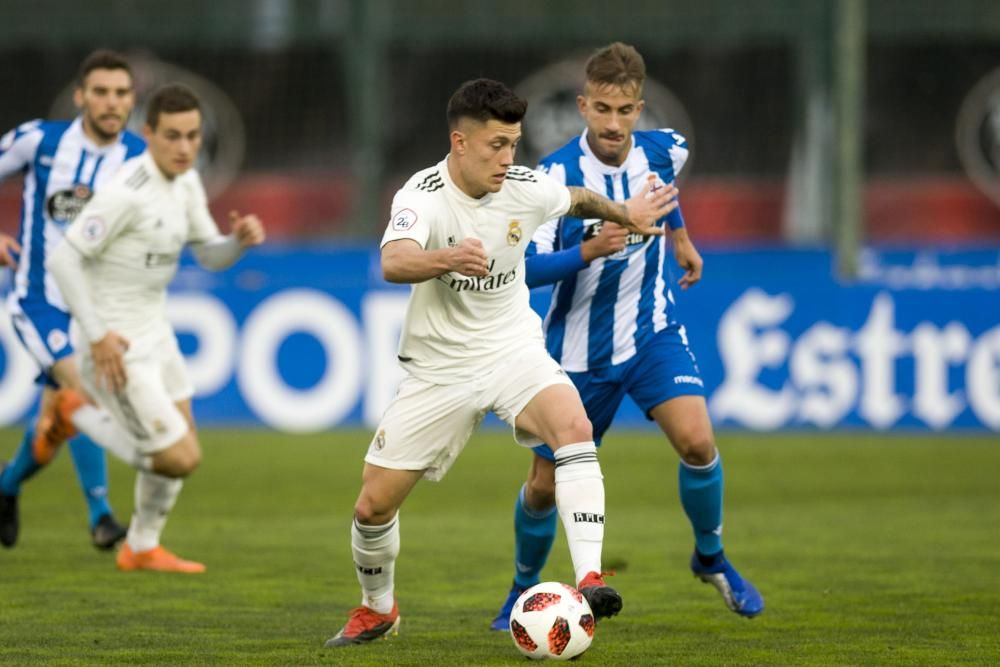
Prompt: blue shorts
<box><xmin>534</xmin><ymin>324</ymin><xmax>705</xmax><ymax>461</ymax></box>
<box><xmin>6</xmin><ymin>295</ymin><xmax>74</xmax><ymax>388</ymax></box>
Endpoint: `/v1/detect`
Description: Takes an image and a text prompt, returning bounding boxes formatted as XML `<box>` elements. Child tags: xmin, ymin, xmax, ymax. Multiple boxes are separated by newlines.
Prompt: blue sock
<box><xmin>513</xmin><ymin>484</ymin><xmax>558</xmax><ymax>588</ymax></box>
<box><xmin>0</xmin><ymin>427</ymin><xmax>41</xmax><ymax>496</ymax></box>
<box><xmin>67</xmin><ymin>435</ymin><xmax>113</xmax><ymax>529</ymax></box>
<box><xmin>678</xmin><ymin>453</ymin><xmax>724</xmax><ymax>556</ymax></box>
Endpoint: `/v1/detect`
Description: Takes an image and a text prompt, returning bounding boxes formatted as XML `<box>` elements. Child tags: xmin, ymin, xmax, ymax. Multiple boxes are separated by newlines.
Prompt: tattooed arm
<box><xmin>567</xmin><ymin>176</ymin><xmax>678</xmax><ymax>237</ymax></box>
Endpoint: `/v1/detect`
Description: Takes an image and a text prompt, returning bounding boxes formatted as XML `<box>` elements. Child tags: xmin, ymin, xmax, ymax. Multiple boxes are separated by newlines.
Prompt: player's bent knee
<box><xmin>676</xmin><ymin>433</ymin><xmax>716</xmax><ymax>466</ymax></box>
<box><xmin>353</xmin><ymin>492</ymin><xmax>399</xmax><ymax>526</ymax></box>
<box><xmin>152</xmin><ymin>438</ymin><xmax>202</xmax><ymax>478</ymax></box>
<box><xmin>353</xmin><ymin>502</ymin><xmax>397</xmax><ymax>526</ymax></box>
<box><xmin>563</xmin><ymin>412</ymin><xmax>593</xmax><ymax>443</ymax></box>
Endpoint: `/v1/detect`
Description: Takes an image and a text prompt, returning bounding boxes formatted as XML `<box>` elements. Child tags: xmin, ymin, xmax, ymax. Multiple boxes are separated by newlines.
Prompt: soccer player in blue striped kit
<box><xmin>0</xmin><ymin>50</ymin><xmax>143</xmax><ymax>549</ymax></box>
<box><xmin>491</xmin><ymin>42</ymin><xmax>763</xmax><ymax>629</ymax></box>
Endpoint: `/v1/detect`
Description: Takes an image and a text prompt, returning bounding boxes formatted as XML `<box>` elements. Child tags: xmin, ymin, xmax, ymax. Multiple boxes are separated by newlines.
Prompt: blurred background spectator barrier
<box><xmin>2</xmin><ymin>245</ymin><xmax>995</xmax><ymax>432</ymax></box>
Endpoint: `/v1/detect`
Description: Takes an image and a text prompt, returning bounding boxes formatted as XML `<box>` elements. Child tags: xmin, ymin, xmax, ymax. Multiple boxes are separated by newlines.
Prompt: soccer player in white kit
<box><xmin>46</xmin><ymin>83</ymin><xmax>265</xmax><ymax>573</ymax></box>
<box><xmin>0</xmin><ymin>50</ymin><xmax>144</xmax><ymax>550</ymax></box>
<box><xmin>326</xmin><ymin>78</ymin><xmax>678</xmax><ymax>647</ymax></box>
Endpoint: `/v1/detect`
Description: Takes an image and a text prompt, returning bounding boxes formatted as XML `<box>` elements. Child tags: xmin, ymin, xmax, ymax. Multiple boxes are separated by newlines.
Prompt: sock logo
<box><xmin>572</xmin><ymin>512</ymin><xmax>605</xmax><ymax>524</ymax></box>
<box><xmin>356</xmin><ymin>564</ymin><xmax>383</xmax><ymax>576</ymax></box>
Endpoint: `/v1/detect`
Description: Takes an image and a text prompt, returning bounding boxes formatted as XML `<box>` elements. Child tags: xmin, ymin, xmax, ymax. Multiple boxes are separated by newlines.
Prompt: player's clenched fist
<box><xmin>229</xmin><ymin>210</ymin><xmax>266</xmax><ymax>248</ymax></box>
<box><xmin>582</xmin><ymin>222</ymin><xmax>628</xmax><ymax>262</ymax></box>
<box><xmin>448</xmin><ymin>237</ymin><xmax>490</xmax><ymax>277</ymax></box>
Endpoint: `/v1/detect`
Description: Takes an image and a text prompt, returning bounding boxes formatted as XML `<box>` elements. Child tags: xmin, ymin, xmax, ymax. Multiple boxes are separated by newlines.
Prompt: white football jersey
<box><xmin>63</xmin><ymin>152</ymin><xmax>222</xmax><ymax>356</ymax></box>
<box><xmin>382</xmin><ymin>156</ymin><xmax>571</xmax><ymax>383</ymax></box>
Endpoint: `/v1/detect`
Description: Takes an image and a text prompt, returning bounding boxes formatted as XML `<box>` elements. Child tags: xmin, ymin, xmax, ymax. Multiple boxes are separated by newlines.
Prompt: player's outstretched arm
<box><xmin>567</xmin><ymin>176</ymin><xmax>677</xmax><ymax>237</ymax></box>
<box><xmin>382</xmin><ymin>237</ymin><xmax>489</xmax><ymax>284</ymax></box>
<box><xmin>190</xmin><ymin>210</ymin><xmax>266</xmax><ymax>271</ymax></box>
<box><xmin>0</xmin><ymin>233</ymin><xmax>21</xmax><ymax>269</ymax></box>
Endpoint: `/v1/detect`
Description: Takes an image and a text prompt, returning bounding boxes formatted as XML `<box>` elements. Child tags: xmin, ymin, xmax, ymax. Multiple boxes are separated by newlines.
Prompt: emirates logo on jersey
<box><xmin>439</xmin><ymin>258</ymin><xmax>518</xmax><ymax>292</ymax></box>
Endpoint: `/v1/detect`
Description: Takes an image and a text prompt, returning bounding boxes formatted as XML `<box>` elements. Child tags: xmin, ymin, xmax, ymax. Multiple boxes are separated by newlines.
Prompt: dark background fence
<box><xmin>2</xmin><ymin>0</ymin><xmax>999</xmax><ymax>247</ymax></box>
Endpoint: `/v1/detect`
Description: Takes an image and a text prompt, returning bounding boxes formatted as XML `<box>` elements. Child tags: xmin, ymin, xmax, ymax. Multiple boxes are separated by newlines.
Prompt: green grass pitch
<box><xmin>1</xmin><ymin>428</ymin><xmax>998</xmax><ymax>665</ymax></box>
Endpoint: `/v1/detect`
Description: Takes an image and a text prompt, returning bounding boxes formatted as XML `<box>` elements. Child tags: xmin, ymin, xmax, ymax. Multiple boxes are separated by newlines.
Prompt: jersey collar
<box><xmin>139</xmin><ymin>151</ymin><xmax>172</xmax><ymax>184</ymax></box>
<box><xmin>71</xmin><ymin>116</ymin><xmax>125</xmax><ymax>155</ymax></box>
<box><xmin>440</xmin><ymin>155</ymin><xmax>494</xmax><ymax>207</ymax></box>
<box><xmin>577</xmin><ymin>130</ymin><xmax>636</xmax><ymax>177</ymax></box>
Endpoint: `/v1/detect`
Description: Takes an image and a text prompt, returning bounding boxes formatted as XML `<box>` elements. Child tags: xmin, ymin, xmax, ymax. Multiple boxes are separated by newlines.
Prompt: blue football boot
<box><xmin>490</xmin><ymin>581</ymin><xmax>529</xmax><ymax>631</ymax></box>
<box><xmin>690</xmin><ymin>550</ymin><xmax>764</xmax><ymax>618</ymax></box>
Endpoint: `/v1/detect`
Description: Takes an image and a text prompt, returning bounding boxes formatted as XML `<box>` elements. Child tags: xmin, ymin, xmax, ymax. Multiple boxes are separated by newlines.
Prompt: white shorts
<box><xmin>81</xmin><ymin>333</ymin><xmax>194</xmax><ymax>455</ymax></box>
<box><xmin>364</xmin><ymin>345</ymin><xmax>575</xmax><ymax>481</ymax></box>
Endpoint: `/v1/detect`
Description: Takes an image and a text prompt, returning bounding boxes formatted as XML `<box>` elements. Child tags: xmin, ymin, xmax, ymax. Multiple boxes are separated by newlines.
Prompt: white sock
<box><xmin>126</xmin><ymin>471</ymin><xmax>183</xmax><ymax>552</ymax></box>
<box><xmin>72</xmin><ymin>404</ymin><xmax>153</xmax><ymax>471</ymax></box>
<box><xmin>553</xmin><ymin>442</ymin><xmax>605</xmax><ymax>585</ymax></box>
<box><xmin>352</xmin><ymin>514</ymin><xmax>400</xmax><ymax>614</ymax></box>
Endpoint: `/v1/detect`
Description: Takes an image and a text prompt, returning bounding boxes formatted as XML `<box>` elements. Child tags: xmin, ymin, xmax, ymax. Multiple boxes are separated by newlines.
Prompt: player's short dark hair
<box><xmin>77</xmin><ymin>49</ymin><xmax>132</xmax><ymax>87</ymax></box>
<box><xmin>145</xmin><ymin>83</ymin><xmax>201</xmax><ymax>129</ymax></box>
<box><xmin>585</xmin><ymin>42</ymin><xmax>646</xmax><ymax>95</ymax></box>
<box><xmin>446</xmin><ymin>78</ymin><xmax>527</xmax><ymax>129</ymax></box>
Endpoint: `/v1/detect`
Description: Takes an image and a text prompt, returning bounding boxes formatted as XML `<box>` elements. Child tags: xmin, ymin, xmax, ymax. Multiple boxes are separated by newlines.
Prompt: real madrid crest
<box><xmin>506</xmin><ymin>220</ymin><xmax>522</xmax><ymax>246</ymax></box>
<box><xmin>373</xmin><ymin>429</ymin><xmax>386</xmax><ymax>451</ymax></box>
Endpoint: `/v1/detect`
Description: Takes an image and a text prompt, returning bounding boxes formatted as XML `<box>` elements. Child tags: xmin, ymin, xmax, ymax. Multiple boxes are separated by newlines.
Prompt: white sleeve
<box><xmin>62</xmin><ymin>186</ymin><xmax>135</xmax><ymax>259</ymax></box>
<box><xmin>530</xmin><ymin>163</ymin><xmax>568</xmax><ymax>254</ymax></box>
<box><xmin>0</xmin><ymin>121</ymin><xmax>42</xmax><ymax>183</ymax></box>
<box><xmin>184</xmin><ymin>171</ymin><xmax>223</xmax><ymax>244</ymax></box>
<box><xmin>46</xmin><ymin>242</ymin><xmax>107</xmax><ymax>343</ymax></box>
<box><xmin>190</xmin><ymin>235</ymin><xmax>242</xmax><ymax>270</ymax></box>
<box><xmin>535</xmin><ymin>169</ymin><xmax>572</xmax><ymax>222</ymax></box>
<box><xmin>380</xmin><ymin>190</ymin><xmax>432</xmax><ymax>249</ymax></box>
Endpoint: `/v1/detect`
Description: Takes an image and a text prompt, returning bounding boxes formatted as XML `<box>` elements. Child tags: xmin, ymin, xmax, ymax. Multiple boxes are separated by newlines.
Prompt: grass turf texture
<box><xmin>0</xmin><ymin>429</ymin><xmax>998</xmax><ymax>666</ymax></box>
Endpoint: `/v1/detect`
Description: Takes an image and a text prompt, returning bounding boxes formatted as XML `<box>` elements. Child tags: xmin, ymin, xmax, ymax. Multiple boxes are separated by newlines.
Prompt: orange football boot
<box><xmin>32</xmin><ymin>388</ymin><xmax>84</xmax><ymax>465</ymax></box>
<box><xmin>116</xmin><ymin>544</ymin><xmax>206</xmax><ymax>573</ymax></box>
<box><xmin>325</xmin><ymin>601</ymin><xmax>400</xmax><ymax>647</ymax></box>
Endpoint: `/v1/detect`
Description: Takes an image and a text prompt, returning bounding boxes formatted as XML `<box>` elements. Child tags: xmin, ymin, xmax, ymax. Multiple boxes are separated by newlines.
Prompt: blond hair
<box><xmin>585</xmin><ymin>42</ymin><xmax>646</xmax><ymax>96</ymax></box>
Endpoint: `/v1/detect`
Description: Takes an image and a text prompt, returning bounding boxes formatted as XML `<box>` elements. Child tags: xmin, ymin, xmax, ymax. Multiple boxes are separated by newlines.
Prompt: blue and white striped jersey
<box><xmin>528</xmin><ymin>129</ymin><xmax>689</xmax><ymax>372</ymax></box>
<box><xmin>0</xmin><ymin>116</ymin><xmax>145</xmax><ymax>309</ymax></box>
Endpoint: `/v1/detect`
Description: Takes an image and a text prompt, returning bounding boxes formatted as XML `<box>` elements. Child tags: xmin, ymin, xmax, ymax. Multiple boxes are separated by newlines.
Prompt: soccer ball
<box><xmin>508</xmin><ymin>581</ymin><xmax>595</xmax><ymax>661</ymax></box>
